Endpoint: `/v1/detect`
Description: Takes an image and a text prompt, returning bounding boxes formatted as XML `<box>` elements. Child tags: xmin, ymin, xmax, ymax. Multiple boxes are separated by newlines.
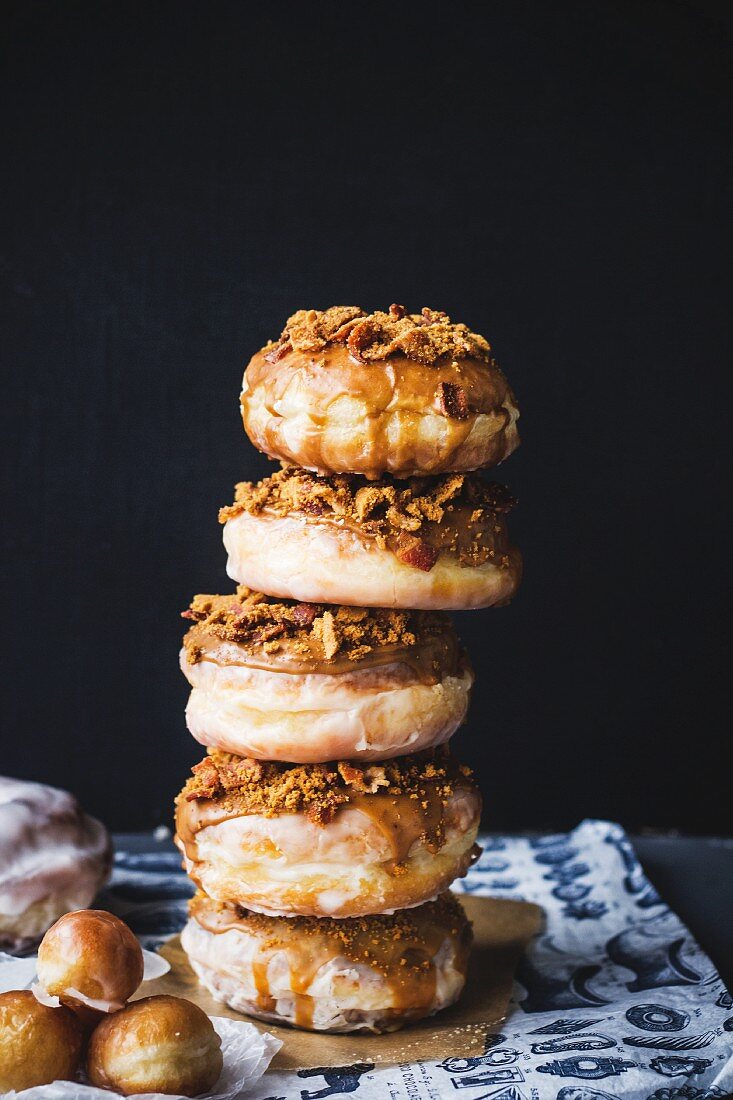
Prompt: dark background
<box><xmin>2</xmin><ymin>2</ymin><xmax>730</xmax><ymax>833</ymax></box>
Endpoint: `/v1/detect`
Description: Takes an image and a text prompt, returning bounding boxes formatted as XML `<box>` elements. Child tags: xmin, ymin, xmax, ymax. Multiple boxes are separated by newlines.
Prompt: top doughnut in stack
<box><xmin>241</xmin><ymin>304</ymin><xmax>518</xmax><ymax>480</ymax></box>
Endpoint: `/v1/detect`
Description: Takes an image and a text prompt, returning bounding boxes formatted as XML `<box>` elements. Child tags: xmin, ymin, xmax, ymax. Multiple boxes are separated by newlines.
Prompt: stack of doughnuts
<box><xmin>175</xmin><ymin>305</ymin><xmax>521</xmax><ymax>1033</ymax></box>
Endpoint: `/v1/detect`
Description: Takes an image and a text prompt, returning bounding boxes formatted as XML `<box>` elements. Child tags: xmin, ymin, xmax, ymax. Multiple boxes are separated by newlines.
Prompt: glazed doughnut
<box><xmin>0</xmin><ymin>776</ymin><xmax>111</xmax><ymax>952</ymax></box>
<box><xmin>180</xmin><ymin>588</ymin><xmax>472</xmax><ymax>762</ymax></box>
<box><xmin>175</xmin><ymin>750</ymin><xmax>481</xmax><ymax>918</ymax></box>
<box><xmin>87</xmin><ymin>994</ymin><xmax>222</xmax><ymax>1096</ymax></box>
<box><xmin>241</xmin><ymin>305</ymin><xmax>519</xmax><ymax>479</ymax></box>
<box><xmin>37</xmin><ymin>909</ymin><xmax>144</xmax><ymax>1013</ymax></box>
<box><xmin>0</xmin><ymin>989</ymin><xmax>83</xmax><ymax>1091</ymax></box>
<box><xmin>182</xmin><ymin>891</ymin><xmax>472</xmax><ymax>1033</ymax></box>
<box><xmin>220</xmin><ymin>467</ymin><xmax>521</xmax><ymax>610</ymax></box>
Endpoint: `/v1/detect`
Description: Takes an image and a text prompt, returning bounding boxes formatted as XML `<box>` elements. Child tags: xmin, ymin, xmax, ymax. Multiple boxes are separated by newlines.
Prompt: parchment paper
<box><xmin>150</xmin><ymin>895</ymin><xmax>543</xmax><ymax>1070</ymax></box>
<box><xmin>100</xmin><ymin>821</ymin><xmax>733</xmax><ymax>1098</ymax></box>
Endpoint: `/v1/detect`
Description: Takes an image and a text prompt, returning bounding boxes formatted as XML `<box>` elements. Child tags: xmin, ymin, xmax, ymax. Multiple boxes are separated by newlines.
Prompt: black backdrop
<box><xmin>2</xmin><ymin>2</ymin><xmax>730</xmax><ymax>833</ymax></box>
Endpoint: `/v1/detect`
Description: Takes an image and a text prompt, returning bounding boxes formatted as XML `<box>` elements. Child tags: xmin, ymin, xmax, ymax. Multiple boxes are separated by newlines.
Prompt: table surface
<box><xmin>629</xmin><ymin>834</ymin><xmax>733</xmax><ymax>988</ymax></box>
<box><xmin>114</xmin><ymin>831</ymin><xmax>733</xmax><ymax>989</ymax></box>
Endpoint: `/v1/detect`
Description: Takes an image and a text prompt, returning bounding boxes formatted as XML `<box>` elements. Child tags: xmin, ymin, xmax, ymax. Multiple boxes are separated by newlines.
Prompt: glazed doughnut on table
<box><xmin>175</xmin><ymin>749</ymin><xmax>481</xmax><ymax>918</ymax></box>
<box><xmin>0</xmin><ymin>776</ymin><xmax>111</xmax><ymax>952</ymax></box>
<box><xmin>240</xmin><ymin>305</ymin><xmax>519</xmax><ymax>479</ymax></box>
<box><xmin>86</xmin><ymin>994</ymin><xmax>223</xmax><ymax>1096</ymax></box>
<box><xmin>0</xmin><ymin>989</ymin><xmax>83</xmax><ymax>1091</ymax></box>
<box><xmin>182</xmin><ymin>891</ymin><xmax>472</xmax><ymax>1033</ymax></box>
<box><xmin>180</xmin><ymin>587</ymin><xmax>472</xmax><ymax>762</ymax></box>
<box><xmin>220</xmin><ymin>467</ymin><xmax>521</xmax><ymax>610</ymax></box>
<box><xmin>37</xmin><ymin>909</ymin><xmax>144</xmax><ymax>1013</ymax></box>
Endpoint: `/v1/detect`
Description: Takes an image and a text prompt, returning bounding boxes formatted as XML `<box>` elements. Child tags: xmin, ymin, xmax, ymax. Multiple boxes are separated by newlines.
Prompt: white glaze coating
<box><xmin>177</xmin><ymin>789</ymin><xmax>480</xmax><ymax>918</ymax></box>
<box><xmin>181</xmin><ymin>647</ymin><xmax>472</xmax><ymax>762</ymax></box>
<box><xmin>223</xmin><ymin>512</ymin><xmax>521</xmax><ymax>610</ymax></box>
<box><xmin>181</xmin><ymin>918</ymin><xmax>466</xmax><ymax>1033</ymax></box>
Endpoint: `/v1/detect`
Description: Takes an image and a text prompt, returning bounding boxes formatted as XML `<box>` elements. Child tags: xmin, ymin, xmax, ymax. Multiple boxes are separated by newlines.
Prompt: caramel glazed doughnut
<box><xmin>180</xmin><ymin>587</ymin><xmax>473</xmax><ymax>763</ymax></box>
<box><xmin>175</xmin><ymin>749</ymin><xmax>481</xmax><ymax>919</ymax></box>
<box><xmin>182</xmin><ymin>891</ymin><xmax>472</xmax><ymax>1033</ymax></box>
<box><xmin>220</xmin><ymin>466</ymin><xmax>521</xmax><ymax>611</ymax></box>
<box><xmin>0</xmin><ymin>777</ymin><xmax>111</xmax><ymax>952</ymax></box>
<box><xmin>240</xmin><ymin>305</ymin><xmax>519</xmax><ymax>479</ymax></box>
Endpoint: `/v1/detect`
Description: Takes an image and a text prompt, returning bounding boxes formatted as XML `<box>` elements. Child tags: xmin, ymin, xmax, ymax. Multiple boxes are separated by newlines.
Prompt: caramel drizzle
<box><xmin>191</xmin><ymin>893</ymin><xmax>472</xmax><ymax>1028</ymax></box>
<box><xmin>246</xmin><ymin>344</ymin><xmax>506</xmax><ymax>417</ymax></box>
<box><xmin>175</xmin><ymin>778</ymin><xmax>472</xmax><ymax>867</ymax></box>
<box><xmin>174</xmin><ymin>787</ymin><xmax>464</xmax><ymax>871</ymax></box>
<box><xmin>251</xmin><ymin>958</ymin><xmax>277</xmax><ymax>1018</ymax></box>
<box><xmin>186</xmin><ymin>627</ymin><xmax>465</xmax><ymax>683</ymax></box>
<box><xmin>349</xmin><ymin>787</ymin><xmax>448</xmax><ymax>868</ymax></box>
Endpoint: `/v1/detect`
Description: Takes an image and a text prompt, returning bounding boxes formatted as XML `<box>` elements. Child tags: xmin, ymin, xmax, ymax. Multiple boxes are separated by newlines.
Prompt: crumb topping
<box><xmin>192</xmin><ymin>891</ymin><xmax>469</xmax><ymax>968</ymax></box>
<box><xmin>178</xmin><ymin>748</ymin><xmax>474</xmax><ymax>828</ymax></box>
<box><xmin>262</xmin><ymin>305</ymin><xmax>492</xmax><ymax>367</ymax></box>
<box><xmin>220</xmin><ymin>467</ymin><xmax>515</xmax><ymax>571</ymax></box>
<box><xmin>182</xmin><ymin>586</ymin><xmax>448</xmax><ymax>665</ymax></box>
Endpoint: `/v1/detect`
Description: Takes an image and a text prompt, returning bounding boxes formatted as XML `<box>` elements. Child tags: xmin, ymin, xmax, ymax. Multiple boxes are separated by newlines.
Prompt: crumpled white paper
<box><xmin>0</xmin><ymin>954</ymin><xmax>281</xmax><ymax>1100</ymax></box>
<box><xmin>0</xmin><ymin>951</ymin><xmax>36</xmax><ymax>991</ymax></box>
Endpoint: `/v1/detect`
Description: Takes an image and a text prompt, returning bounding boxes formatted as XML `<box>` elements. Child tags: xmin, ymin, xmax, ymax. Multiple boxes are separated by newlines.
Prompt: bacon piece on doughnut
<box><xmin>217</xmin><ymin>757</ymin><xmax>264</xmax><ymax>791</ymax></box>
<box><xmin>346</xmin><ymin>317</ymin><xmax>382</xmax><ymax>362</ymax></box>
<box><xmin>436</xmin><ymin>381</ymin><xmax>470</xmax><ymax>420</ymax></box>
<box><xmin>291</xmin><ymin>603</ymin><xmax>318</xmax><ymax>627</ymax></box>
<box><xmin>394</xmin><ymin>535</ymin><xmax>440</xmax><ymax>572</ymax></box>
<box><xmin>188</xmin><ymin>758</ymin><xmax>220</xmax><ymax>800</ymax></box>
<box><xmin>263</xmin><ymin>338</ymin><xmax>291</xmax><ymax>363</ymax></box>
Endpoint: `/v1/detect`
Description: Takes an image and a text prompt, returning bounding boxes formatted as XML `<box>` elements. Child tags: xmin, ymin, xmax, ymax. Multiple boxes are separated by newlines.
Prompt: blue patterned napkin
<box><xmin>101</xmin><ymin>820</ymin><xmax>733</xmax><ymax>1100</ymax></box>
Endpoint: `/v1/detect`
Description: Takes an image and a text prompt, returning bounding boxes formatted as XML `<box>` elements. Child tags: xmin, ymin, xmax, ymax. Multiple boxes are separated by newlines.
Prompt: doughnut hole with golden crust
<box><xmin>87</xmin><ymin>994</ymin><xmax>222</xmax><ymax>1097</ymax></box>
<box><xmin>180</xmin><ymin>589</ymin><xmax>473</xmax><ymax>762</ymax></box>
<box><xmin>174</xmin><ymin>750</ymin><xmax>481</xmax><ymax>918</ymax></box>
<box><xmin>37</xmin><ymin>910</ymin><xmax>144</xmax><ymax>1013</ymax></box>
<box><xmin>181</xmin><ymin>892</ymin><xmax>472</xmax><ymax>1033</ymax></box>
<box><xmin>220</xmin><ymin>468</ymin><xmax>521</xmax><ymax>611</ymax></box>
<box><xmin>0</xmin><ymin>990</ymin><xmax>84</xmax><ymax>1091</ymax></box>
<box><xmin>241</xmin><ymin>306</ymin><xmax>519</xmax><ymax>479</ymax></box>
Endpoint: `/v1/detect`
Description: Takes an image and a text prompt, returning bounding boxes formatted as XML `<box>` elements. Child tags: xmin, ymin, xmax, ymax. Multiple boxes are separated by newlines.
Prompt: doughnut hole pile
<box><xmin>0</xmin><ymin>909</ymin><xmax>222</xmax><ymax>1096</ymax></box>
<box><xmin>176</xmin><ymin>304</ymin><xmax>522</xmax><ymax>1032</ymax></box>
